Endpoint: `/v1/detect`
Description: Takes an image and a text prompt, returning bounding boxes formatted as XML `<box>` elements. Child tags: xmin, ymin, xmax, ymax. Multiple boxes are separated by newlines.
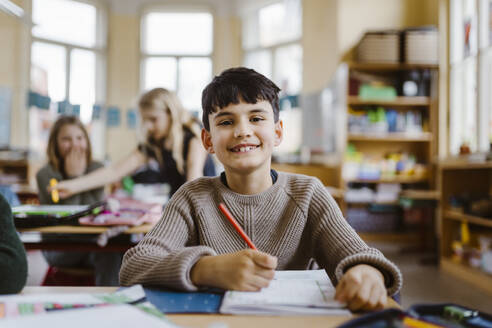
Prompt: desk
<box><xmin>17</xmin><ymin>223</ymin><xmax>154</xmax><ymax>252</ymax></box>
<box><xmin>20</xmin><ymin>286</ymin><xmax>400</xmax><ymax>328</ymax></box>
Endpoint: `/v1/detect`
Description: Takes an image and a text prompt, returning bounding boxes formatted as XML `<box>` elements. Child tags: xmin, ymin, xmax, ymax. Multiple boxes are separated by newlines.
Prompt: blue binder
<box><xmin>144</xmin><ymin>287</ymin><xmax>223</xmax><ymax>314</ymax></box>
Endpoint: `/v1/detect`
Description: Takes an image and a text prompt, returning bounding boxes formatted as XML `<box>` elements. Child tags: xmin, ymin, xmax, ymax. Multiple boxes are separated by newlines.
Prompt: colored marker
<box><xmin>50</xmin><ymin>178</ymin><xmax>59</xmax><ymax>203</ymax></box>
<box><xmin>218</xmin><ymin>203</ymin><xmax>257</xmax><ymax>250</ymax></box>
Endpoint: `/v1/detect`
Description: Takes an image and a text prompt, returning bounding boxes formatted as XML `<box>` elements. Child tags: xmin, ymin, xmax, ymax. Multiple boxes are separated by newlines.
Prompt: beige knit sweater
<box><xmin>120</xmin><ymin>172</ymin><xmax>402</xmax><ymax>295</ymax></box>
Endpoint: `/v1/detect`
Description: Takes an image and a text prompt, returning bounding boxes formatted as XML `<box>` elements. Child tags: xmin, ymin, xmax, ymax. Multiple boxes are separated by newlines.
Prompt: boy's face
<box><xmin>202</xmin><ymin>100</ymin><xmax>283</xmax><ymax>175</ymax></box>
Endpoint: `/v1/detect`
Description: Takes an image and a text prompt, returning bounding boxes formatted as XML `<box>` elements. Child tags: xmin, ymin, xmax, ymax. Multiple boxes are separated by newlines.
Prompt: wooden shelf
<box><xmin>443</xmin><ymin>210</ymin><xmax>492</xmax><ymax>228</ymax></box>
<box><xmin>439</xmin><ymin>160</ymin><xmax>492</xmax><ymax>170</ymax></box>
<box><xmin>348</xmin><ymin>133</ymin><xmax>432</xmax><ymax>142</ymax></box>
<box><xmin>346</xmin><ymin>176</ymin><xmax>428</xmax><ymax>184</ymax></box>
<box><xmin>348</xmin><ymin>96</ymin><xmax>430</xmax><ymax>106</ymax></box>
<box><xmin>441</xmin><ymin>258</ymin><xmax>492</xmax><ymax>295</ymax></box>
<box><xmin>400</xmin><ymin>189</ymin><xmax>440</xmax><ymax>200</ymax></box>
<box><xmin>349</xmin><ymin>62</ymin><xmax>439</xmax><ymax>71</ymax></box>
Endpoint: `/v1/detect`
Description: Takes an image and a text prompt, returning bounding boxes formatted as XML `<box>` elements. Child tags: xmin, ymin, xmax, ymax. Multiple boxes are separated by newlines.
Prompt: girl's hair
<box><xmin>47</xmin><ymin>115</ymin><xmax>92</xmax><ymax>173</ymax></box>
<box><xmin>139</xmin><ymin>88</ymin><xmax>201</xmax><ymax>175</ymax></box>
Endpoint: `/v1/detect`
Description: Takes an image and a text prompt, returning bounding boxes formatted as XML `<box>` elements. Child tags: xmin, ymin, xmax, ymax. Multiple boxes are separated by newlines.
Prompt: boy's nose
<box><xmin>234</xmin><ymin>121</ymin><xmax>252</xmax><ymax>138</ymax></box>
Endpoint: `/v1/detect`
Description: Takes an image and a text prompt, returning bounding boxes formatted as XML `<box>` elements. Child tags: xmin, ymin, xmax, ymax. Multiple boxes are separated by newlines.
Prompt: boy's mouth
<box><xmin>229</xmin><ymin>144</ymin><xmax>260</xmax><ymax>153</ymax></box>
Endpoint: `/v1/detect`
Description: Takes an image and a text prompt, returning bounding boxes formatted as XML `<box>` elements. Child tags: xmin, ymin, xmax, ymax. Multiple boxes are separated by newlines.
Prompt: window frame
<box><xmin>449</xmin><ymin>0</ymin><xmax>492</xmax><ymax>154</ymax></box>
<box><xmin>29</xmin><ymin>0</ymin><xmax>108</xmax><ymax>117</ymax></box>
<box><xmin>139</xmin><ymin>4</ymin><xmax>215</xmax><ymax>111</ymax></box>
<box><xmin>240</xmin><ymin>0</ymin><xmax>303</xmax><ymax>95</ymax></box>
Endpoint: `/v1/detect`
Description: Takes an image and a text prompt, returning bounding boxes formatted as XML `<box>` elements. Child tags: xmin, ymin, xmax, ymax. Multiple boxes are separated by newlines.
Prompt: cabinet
<box><xmin>341</xmin><ymin>62</ymin><xmax>439</xmax><ymax>242</ymax></box>
<box><xmin>438</xmin><ymin>160</ymin><xmax>492</xmax><ymax>295</ymax></box>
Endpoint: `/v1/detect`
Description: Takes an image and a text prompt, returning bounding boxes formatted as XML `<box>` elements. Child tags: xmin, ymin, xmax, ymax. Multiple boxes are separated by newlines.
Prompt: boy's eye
<box><xmin>251</xmin><ymin>116</ymin><xmax>264</xmax><ymax>122</ymax></box>
<box><xmin>218</xmin><ymin>120</ymin><xmax>233</xmax><ymax>126</ymax></box>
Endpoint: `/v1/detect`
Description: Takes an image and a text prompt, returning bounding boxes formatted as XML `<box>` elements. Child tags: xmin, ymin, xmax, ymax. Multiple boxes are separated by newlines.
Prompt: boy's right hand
<box><xmin>191</xmin><ymin>249</ymin><xmax>277</xmax><ymax>291</ymax></box>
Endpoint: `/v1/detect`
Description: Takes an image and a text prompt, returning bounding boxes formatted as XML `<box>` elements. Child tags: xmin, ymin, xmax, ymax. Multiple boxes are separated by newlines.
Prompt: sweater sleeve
<box><xmin>36</xmin><ymin>162</ymin><xmax>105</xmax><ymax>205</ymax></box>
<box><xmin>0</xmin><ymin>194</ymin><xmax>27</xmax><ymax>294</ymax></box>
<box><xmin>308</xmin><ymin>179</ymin><xmax>402</xmax><ymax>296</ymax></box>
<box><xmin>119</xmin><ymin>188</ymin><xmax>216</xmax><ymax>291</ymax></box>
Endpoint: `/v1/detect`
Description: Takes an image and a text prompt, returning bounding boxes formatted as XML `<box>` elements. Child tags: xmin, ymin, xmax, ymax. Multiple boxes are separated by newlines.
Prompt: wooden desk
<box><xmin>17</xmin><ymin>223</ymin><xmax>154</xmax><ymax>252</ymax></box>
<box><xmin>20</xmin><ymin>286</ymin><xmax>400</xmax><ymax>328</ymax></box>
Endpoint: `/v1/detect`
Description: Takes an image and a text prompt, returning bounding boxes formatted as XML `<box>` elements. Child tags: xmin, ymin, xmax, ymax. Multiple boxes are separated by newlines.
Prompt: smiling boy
<box><xmin>120</xmin><ymin>67</ymin><xmax>402</xmax><ymax>311</ymax></box>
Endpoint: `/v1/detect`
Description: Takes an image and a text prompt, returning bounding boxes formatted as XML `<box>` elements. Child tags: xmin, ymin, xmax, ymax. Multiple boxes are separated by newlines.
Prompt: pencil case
<box><xmin>12</xmin><ymin>201</ymin><xmax>106</xmax><ymax>228</ymax></box>
<box><xmin>337</xmin><ymin>303</ymin><xmax>492</xmax><ymax>328</ymax></box>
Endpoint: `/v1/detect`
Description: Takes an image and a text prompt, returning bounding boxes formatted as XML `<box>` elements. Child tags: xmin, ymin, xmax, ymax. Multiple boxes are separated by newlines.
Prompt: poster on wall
<box><xmin>0</xmin><ymin>87</ymin><xmax>12</xmax><ymax>147</ymax></box>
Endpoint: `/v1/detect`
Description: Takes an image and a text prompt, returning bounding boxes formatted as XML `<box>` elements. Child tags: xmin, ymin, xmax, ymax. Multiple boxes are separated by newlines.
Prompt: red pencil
<box><xmin>218</xmin><ymin>203</ymin><xmax>257</xmax><ymax>250</ymax></box>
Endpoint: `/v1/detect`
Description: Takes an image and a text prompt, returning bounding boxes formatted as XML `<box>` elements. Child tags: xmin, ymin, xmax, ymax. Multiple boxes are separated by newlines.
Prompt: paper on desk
<box><xmin>0</xmin><ymin>285</ymin><xmax>146</xmax><ymax>318</ymax></box>
<box><xmin>220</xmin><ymin>270</ymin><xmax>351</xmax><ymax>316</ymax></box>
<box><xmin>1</xmin><ymin>304</ymin><xmax>179</xmax><ymax>328</ymax></box>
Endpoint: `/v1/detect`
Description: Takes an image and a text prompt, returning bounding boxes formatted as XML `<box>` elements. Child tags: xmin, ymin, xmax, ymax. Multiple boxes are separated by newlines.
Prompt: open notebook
<box><xmin>220</xmin><ymin>270</ymin><xmax>351</xmax><ymax>316</ymax></box>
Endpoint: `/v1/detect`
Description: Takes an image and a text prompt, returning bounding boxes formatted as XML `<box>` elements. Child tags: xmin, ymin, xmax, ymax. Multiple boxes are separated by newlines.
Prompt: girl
<box><xmin>36</xmin><ymin>115</ymin><xmax>122</xmax><ymax>286</ymax></box>
<box><xmin>52</xmin><ymin>88</ymin><xmax>215</xmax><ymax>200</ymax></box>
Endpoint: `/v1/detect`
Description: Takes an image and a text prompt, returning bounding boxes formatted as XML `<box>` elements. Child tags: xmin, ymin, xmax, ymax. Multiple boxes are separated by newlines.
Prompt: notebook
<box><xmin>219</xmin><ymin>270</ymin><xmax>350</xmax><ymax>316</ymax></box>
<box><xmin>143</xmin><ymin>287</ymin><xmax>223</xmax><ymax>314</ymax></box>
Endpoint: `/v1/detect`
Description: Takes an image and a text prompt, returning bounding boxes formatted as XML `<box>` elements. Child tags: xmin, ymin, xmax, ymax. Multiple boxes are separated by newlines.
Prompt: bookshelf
<box><xmin>341</xmin><ymin>62</ymin><xmax>439</xmax><ymax>242</ymax></box>
<box><xmin>438</xmin><ymin>160</ymin><xmax>492</xmax><ymax>294</ymax></box>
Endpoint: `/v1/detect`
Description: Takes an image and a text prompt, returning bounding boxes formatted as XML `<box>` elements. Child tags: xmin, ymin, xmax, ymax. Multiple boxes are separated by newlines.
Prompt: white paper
<box><xmin>2</xmin><ymin>304</ymin><xmax>178</xmax><ymax>328</ymax></box>
<box><xmin>220</xmin><ymin>270</ymin><xmax>351</xmax><ymax>316</ymax></box>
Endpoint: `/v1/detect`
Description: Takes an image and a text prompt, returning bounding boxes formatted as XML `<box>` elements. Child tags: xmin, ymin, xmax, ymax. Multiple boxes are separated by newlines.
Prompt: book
<box><xmin>219</xmin><ymin>270</ymin><xmax>351</xmax><ymax>316</ymax></box>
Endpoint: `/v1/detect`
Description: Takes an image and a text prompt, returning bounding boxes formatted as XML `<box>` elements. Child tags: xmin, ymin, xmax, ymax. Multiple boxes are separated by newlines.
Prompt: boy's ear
<box><xmin>274</xmin><ymin>120</ymin><xmax>283</xmax><ymax>147</ymax></box>
<box><xmin>201</xmin><ymin>128</ymin><xmax>215</xmax><ymax>154</ymax></box>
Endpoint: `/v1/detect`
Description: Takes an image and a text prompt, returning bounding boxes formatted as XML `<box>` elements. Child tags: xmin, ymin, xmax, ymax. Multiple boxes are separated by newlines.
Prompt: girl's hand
<box><xmin>191</xmin><ymin>249</ymin><xmax>277</xmax><ymax>291</ymax></box>
<box><xmin>335</xmin><ymin>264</ymin><xmax>387</xmax><ymax>311</ymax></box>
<box><xmin>64</xmin><ymin>147</ymin><xmax>87</xmax><ymax>178</ymax></box>
<box><xmin>47</xmin><ymin>180</ymin><xmax>78</xmax><ymax>199</ymax></box>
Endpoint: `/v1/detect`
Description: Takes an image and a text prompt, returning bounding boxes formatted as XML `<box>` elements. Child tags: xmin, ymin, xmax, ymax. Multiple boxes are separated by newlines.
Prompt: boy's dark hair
<box><xmin>201</xmin><ymin>67</ymin><xmax>281</xmax><ymax>131</ymax></box>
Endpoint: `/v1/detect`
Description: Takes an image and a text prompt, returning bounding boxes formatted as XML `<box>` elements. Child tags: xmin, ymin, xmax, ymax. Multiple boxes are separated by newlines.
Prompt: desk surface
<box><xmin>20</xmin><ymin>286</ymin><xmax>400</xmax><ymax>328</ymax></box>
<box><xmin>17</xmin><ymin>223</ymin><xmax>154</xmax><ymax>234</ymax></box>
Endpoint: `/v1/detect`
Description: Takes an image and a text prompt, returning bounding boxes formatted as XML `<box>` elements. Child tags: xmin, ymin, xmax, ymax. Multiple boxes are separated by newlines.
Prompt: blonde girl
<box><xmin>53</xmin><ymin>88</ymin><xmax>215</xmax><ymax>199</ymax></box>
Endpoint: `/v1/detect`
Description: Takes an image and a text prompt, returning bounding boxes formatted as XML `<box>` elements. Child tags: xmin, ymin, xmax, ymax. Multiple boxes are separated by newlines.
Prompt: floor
<box><xmin>25</xmin><ymin>246</ymin><xmax>492</xmax><ymax>313</ymax></box>
<box><xmin>373</xmin><ymin>243</ymin><xmax>492</xmax><ymax>313</ymax></box>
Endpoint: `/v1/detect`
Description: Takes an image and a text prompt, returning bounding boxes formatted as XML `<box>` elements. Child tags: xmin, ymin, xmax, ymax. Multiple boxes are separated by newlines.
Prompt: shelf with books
<box><xmin>438</xmin><ymin>163</ymin><xmax>492</xmax><ymax>294</ymax></box>
<box><xmin>347</xmin><ymin>96</ymin><xmax>430</xmax><ymax>106</ymax></box>
<box><xmin>347</xmin><ymin>133</ymin><xmax>432</xmax><ymax>142</ymax></box>
<box><xmin>347</xmin><ymin>62</ymin><xmax>439</xmax><ymax>71</ymax></box>
<box><xmin>341</xmin><ymin>62</ymin><xmax>438</xmax><ymax>243</ymax></box>
<box><xmin>443</xmin><ymin>210</ymin><xmax>492</xmax><ymax>228</ymax></box>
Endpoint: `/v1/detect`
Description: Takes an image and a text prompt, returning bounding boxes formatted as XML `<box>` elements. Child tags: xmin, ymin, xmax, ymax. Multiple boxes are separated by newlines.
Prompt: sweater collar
<box><xmin>214</xmin><ymin>171</ymin><xmax>286</xmax><ymax>205</ymax></box>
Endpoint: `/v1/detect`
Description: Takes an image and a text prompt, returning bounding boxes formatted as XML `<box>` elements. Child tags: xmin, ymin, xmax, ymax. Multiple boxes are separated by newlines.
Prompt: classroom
<box><xmin>1</xmin><ymin>0</ymin><xmax>492</xmax><ymax>327</ymax></box>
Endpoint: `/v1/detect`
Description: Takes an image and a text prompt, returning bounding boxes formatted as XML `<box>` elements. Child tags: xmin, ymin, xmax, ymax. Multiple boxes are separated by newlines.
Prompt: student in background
<box><xmin>36</xmin><ymin>115</ymin><xmax>122</xmax><ymax>286</ymax></box>
<box><xmin>0</xmin><ymin>193</ymin><xmax>27</xmax><ymax>294</ymax></box>
<box><xmin>120</xmin><ymin>68</ymin><xmax>402</xmax><ymax>311</ymax></box>
<box><xmin>52</xmin><ymin>88</ymin><xmax>216</xmax><ymax>200</ymax></box>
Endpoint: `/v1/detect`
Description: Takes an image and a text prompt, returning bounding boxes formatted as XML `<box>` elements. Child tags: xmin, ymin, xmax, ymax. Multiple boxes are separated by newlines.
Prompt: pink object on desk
<box><xmin>78</xmin><ymin>197</ymin><xmax>162</xmax><ymax>226</ymax></box>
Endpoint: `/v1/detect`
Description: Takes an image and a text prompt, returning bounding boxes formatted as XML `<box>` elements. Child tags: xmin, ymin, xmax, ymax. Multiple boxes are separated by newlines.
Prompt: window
<box><xmin>30</xmin><ymin>0</ymin><xmax>105</xmax><ymax>124</ymax></box>
<box><xmin>449</xmin><ymin>0</ymin><xmax>492</xmax><ymax>154</ymax></box>
<box><xmin>241</xmin><ymin>0</ymin><xmax>302</xmax><ymax>95</ymax></box>
<box><xmin>141</xmin><ymin>9</ymin><xmax>213</xmax><ymax>113</ymax></box>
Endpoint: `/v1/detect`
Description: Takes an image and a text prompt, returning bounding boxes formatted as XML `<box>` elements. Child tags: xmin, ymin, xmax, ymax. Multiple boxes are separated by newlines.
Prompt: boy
<box><xmin>120</xmin><ymin>67</ymin><xmax>402</xmax><ymax>311</ymax></box>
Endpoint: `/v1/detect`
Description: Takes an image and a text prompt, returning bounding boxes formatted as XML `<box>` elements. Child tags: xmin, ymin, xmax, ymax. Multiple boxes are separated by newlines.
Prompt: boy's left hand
<box><xmin>335</xmin><ymin>264</ymin><xmax>387</xmax><ymax>311</ymax></box>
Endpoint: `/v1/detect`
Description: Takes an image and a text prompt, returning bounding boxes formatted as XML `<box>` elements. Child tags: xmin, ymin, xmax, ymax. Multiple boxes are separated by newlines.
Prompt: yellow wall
<box><xmin>213</xmin><ymin>15</ymin><xmax>242</xmax><ymax>75</ymax></box>
<box><xmin>105</xmin><ymin>13</ymin><xmax>140</xmax><ymax>162</ymax></box>
<box><xmin>301</xmin><ymin>0</ymin><xmax>439</xmax><ymax>93</ymax></box>
<box><xmin>0</xmin><ymin>1</ymin><xmax>29</xmax><ymax>148</ymax></box>
<box><xmin>337</xmin><ymin>0</ymin><xmax>439</xmax><ymax>61</ymax></box>
<box><xmin>302</xmin><ymin>0</ymin><xmax>339</xmax><ymax>93</ymax></box>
